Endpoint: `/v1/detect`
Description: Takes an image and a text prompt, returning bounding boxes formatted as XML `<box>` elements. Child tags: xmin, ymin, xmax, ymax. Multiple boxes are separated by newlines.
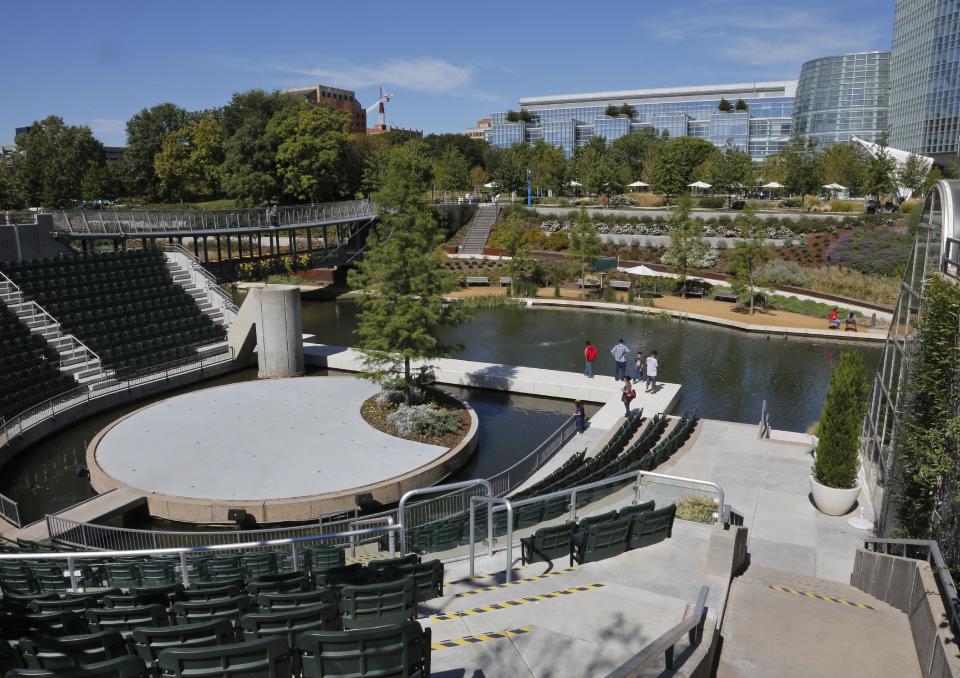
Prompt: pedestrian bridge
<box><xmin>52</xmin><ymin>200</ymin><xmax>376</xmax><ymax>238</ymax></box>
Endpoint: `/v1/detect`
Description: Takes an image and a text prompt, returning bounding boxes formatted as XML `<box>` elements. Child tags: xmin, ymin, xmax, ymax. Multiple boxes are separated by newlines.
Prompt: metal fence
<box><xmin>0</xmin><ymin>349</ymin><xmax>234</xmax><ymax>449</ymax></box>
<box><xmin>52</xmin><ymin>201</ymin><xmax>375</xmax><ymax>236</ymax></box>
<box><xmin>0</xmin><ymin>492</ymin><xmax>20</xmax><ymax>528</ymax></box>
<box><xmin>488</xmin><ymin>416</ymin><xmax>577</xmax><ymax>496</ymax></box>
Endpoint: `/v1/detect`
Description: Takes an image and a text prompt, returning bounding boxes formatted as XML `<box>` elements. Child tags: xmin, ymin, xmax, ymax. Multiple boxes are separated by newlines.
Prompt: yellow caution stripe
<box><xmin>431</xmin><ymin>583</ymin><xmax>606</xmax><ymax>621</ymax></box>
<box><xmin>454</xmin><ymin>568</ymin><xmax>578</xmax><ymax>597</ymax></box>
<box><xmin>432</xmin><ymin>626</ymin><xmax>533</xmax><ymax>650</ymax></box>
<box><xmin>768</xmin><ymin>585</ymin><xmax>876</xmax><ymax>610</ymax></box>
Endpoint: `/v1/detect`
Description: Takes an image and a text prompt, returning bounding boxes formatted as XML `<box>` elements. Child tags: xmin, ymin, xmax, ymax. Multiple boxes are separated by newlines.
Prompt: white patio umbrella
<box><xmin>627</xmin><ymin>180</ymin><xmax>649</xmax><ymax>189</ymax></box>
<box><xmin>569</xmin><ymin>180</ymin><xmax>582</xmax><ymax>187</ymax></box>
<box><xmin>687</xmin><ymin>180</ymin><xmax>711</xmax><ymax>196</ymax></box>
<box><xmin>822</xmin><ymin>182</ymin><xmax>849</xmax><ymax>198</ymax></box>
<box><xmin>761</xmin><ymin>181</ymin><xmax>784</xmax><ymax>199</ymax></box>
<box><xmin>622</xmin><ymin>264</ymin><xmax>662</xmax><ymax>276</ymax></box>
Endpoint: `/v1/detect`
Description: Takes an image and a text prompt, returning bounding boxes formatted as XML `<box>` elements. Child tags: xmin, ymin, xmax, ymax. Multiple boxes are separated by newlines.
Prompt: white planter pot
<box><xmin>809</xmin><ymin>475</ymin><xmax>860</xmax><ymax>516</ymax></box>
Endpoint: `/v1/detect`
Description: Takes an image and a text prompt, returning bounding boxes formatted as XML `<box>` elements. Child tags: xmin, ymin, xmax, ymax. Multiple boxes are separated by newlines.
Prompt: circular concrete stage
<box><xmin>87</xmin><ymin>377</ymin><xmax>478</xmax><ymax>523</ymax></box>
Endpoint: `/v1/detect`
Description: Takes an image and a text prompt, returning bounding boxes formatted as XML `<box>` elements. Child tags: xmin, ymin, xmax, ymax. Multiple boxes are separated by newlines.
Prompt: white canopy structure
<box><xmin>569</xmin><ymin>180</ymin><xmax>583</xmax><ymax>187</ymax></box>
<box><xmin>688</xmin><ymin>181</ymin><xmax>712</xmax><ymax>189</ymax></box>
<box><xmin>761</xmin><ymin>182</ymin><xmax>784</xmax><ymax>189</ymax></box>
<box><xmin>627</xmin><ymin>181</ymin><xmax>649</xmax><ymax>188</ymax></box>
<box><xmin>822</xmin><ymin>183</ymin><xmax>848</xmax><ymax>191</ymax></box>
<box><xmin>622</xmin><ymin>264</ymin><xmax>665</xmax><ymax>277</ymax></box>
<box><xmin>852</xmin><ymin>136</ymin><xmax>934</xmax><ymax>199</ymax></box>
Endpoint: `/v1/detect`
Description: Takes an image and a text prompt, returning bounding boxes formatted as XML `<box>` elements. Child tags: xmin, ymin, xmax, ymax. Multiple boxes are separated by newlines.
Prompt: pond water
<box><xmin>1</xmin><ymin>300</ymin><xmax>881</xmax><ymax>526</ymax></box>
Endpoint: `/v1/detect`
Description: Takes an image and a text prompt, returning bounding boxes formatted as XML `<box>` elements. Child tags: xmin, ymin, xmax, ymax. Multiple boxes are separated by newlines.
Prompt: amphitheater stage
<box><xmin>86</xmin><ymin>377</ymin><xmax>478</xmax><ymax>524</ymax></box>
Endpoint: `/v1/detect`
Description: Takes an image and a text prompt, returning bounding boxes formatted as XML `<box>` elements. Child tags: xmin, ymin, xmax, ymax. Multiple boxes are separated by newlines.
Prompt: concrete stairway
<box><xmin>717</xmin><ymin>564</ymin><xmax>922</xmax><ymax>677</ymax></box>
<box><xmin>460</xmin><ymin>204</ymin><xmax>499</xmax><ymax>254</ymax></box>
<box><xmin>0</xmin><ymin>276</ymin><xmax>113</xmax><ymax>388</ymax></box>
<box><xmin>165</xmin><ymin>262</ymin><xmax>226</xmax><ymax>327</ymax></box>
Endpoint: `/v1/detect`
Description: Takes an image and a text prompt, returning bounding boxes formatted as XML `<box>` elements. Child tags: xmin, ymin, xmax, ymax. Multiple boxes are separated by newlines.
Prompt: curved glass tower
<box><xmin>792</xmin><ymin>51</ymin><xmax>891</xmax><ymax>147</ymax></box>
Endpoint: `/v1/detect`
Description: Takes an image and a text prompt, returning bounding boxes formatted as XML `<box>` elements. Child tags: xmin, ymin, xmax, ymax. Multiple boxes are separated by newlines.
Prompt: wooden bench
<box><xmin>608</xmin><ymin>280</ymin><xmax>631</xmax><ymax>291</ymax></box>
<box><xmin>464</xmin><ymin>276</ymin><xmax>490</xmax><ymax>286</ymax></box>
<box><xmin>499</xmin><ymin>276</ymin><xmax>512</xmax><ymax>287</ymax></box>
<box><xmin>714</xmin><ymin>291</ymin><xmax>739</xmax><ymax>303</ymax></box>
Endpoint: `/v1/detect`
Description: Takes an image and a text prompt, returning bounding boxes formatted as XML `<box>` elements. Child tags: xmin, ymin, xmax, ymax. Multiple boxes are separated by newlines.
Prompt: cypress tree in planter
<box><xmin>810</xmin><ymin>350</ymin><xmax>869</xmax><ymax>515</ymax></box>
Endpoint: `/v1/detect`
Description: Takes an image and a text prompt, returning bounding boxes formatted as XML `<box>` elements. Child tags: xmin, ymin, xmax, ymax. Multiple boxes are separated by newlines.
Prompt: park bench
<box><xmin>577</xmin><ymin>279</ymin><xmax>600</xmax><ymax>288</ymax></box>
<box><xmin>714</xmin><ymin>290</ymin><xmax>739</xmax><ymax>303</ymax></box>
<box><xmin>499</xmin><ymin>276</ymin><xmax>512</xmax><ymax>287</ymax></box>
<box><xmin>464</xmin><ymin>276</ymin><xmax>490</xmax><ymax>286</ymax></box>
<box><xmin>678</xmin><ymin>287</ymin><xmax>704</xmax><ymax>298</ymax></box>
<box><xmin>608</xmin><ymin>280</ymin><xmax>631</xmax><ymax>291</ymax></box>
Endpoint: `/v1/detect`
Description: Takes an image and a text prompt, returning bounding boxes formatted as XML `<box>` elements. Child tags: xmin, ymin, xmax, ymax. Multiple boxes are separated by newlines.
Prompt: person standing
<box><xmin>634</xmin><ymin>350</ymin><xmax>646</xmax><ymax>384</ymax></box>
<box><xmin>645</xmin><ymin>351</ymin><xmax>659</xmax><ymax>393</ymax></box>
<box><xmin>611</xmin><ymin>338</ymin><xmax>629</xmax><ymax>381</ymax></box>
<box><xmin>574</xmin><ymin>400</ymin><xmax>586</xmax><ymax>433</ymax></box>
<box><xmin>584</xmin><ymin>341</ymin><xmax>598</xmax><ymax>378</ymax></box>
<box><xmin>621</xmin><ymin>376</ymin><xmax>636</xmax><ymax>416</ymax></box>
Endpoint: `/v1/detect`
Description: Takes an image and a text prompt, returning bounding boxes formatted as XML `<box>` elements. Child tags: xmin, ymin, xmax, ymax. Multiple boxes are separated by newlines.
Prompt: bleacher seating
<box><xmin>0</xmin><ymin>305</ymin><xmax>75</xmax><ymax>421</ymax></box>
<box><xmin>2</xmin><ymin>249</ymin><xmax>225</xmax><ymax>375</ymax></box>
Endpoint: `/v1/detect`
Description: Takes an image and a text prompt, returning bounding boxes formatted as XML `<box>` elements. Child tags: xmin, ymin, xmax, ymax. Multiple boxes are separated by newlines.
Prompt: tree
<box><xmin>469</xmin><ymin>165</ymin><xmax>490</xmax><ymax>194</ymax></box>
<box><xmin>728</xmin><ymin>206</ymin><xmax>771</xmax><ymax>313</ymax></box>
<box><xmin>360</xmin><ymin>138</ymin><xmax>393</xmax><ymax>197</ymax></box>
<box><xmin>604</xmin><ymin>103</ymin><xmax>633</xmax><ymax>117</ymax></box>
<box><xmin>718</xmin><ymin>98</ymin><xmax>733</xmax><ymax>112</ymax></box>
<box><xmin>528</xmin><ymin>139</ymin><xmax>567</xmax><ymax>196</ymax></box>
<box><xmin>16</xmin><ymin>116</ymin><xmax>106</xmax><ymax>207</ymax></box>
<box><xmin>0</xmin><ymin>156</ymin><xmax>24</xmax><ymax>209</ymax></box>
<box><xmin>812</xmin><ymin>351</ymin><xmax>869</xmax><ymax>489</ymax></box>
<box><xmin>862</xmin><ymin>137</ymin><xmax>897</xmax><ymax>202</ymax></box>
<box><xmin>432</xmin><ymin>147</ymin><xmax>470</xmax><ymax>199</ymax></box>
<box><xmin>347</xmin><ymin>143</ymin><xmax>466</xmax><ymax>405</ymax></box>
<box><xmin>80</xmin><ymin>161</ymin><xmax>119</xmax><ymax>202</ymax></box>
<box><xmin>491</xmin><ymin>143</ymin><xmax>529</xmax><ymax>195</ymax></box>
<box><xmin>154</xmin><ymin>115</ymin><xmax>226</xmax><ymax>201</ymax></box>
<box><xmin>662</xmin><ymin>194</ymin><xmax>710</xmax><ymax>290</ymax></box>
<box><xmin>575</xmin><ymin>137</ymin><xmax>626</xmax><ymax>196</ymax></box>
<box><xmin>761</xmin><ymin>151</ymin><xmax>788</xmax><ymax>186</ymax></box>
<box><xmin>496</xmin><ymin>210</ymin><xmax>533</xmax><ymax>295</ymax></box>
<box><xmin>898</xmin><ymin>153</ymin><xmax>930</xmax><ymax>198</ymax></box>
<box><xmin>820</xmin><ymin>142</ymin><xmax>867</xmax><ymax>196</ymax></box>
<box><xmin>268</xmin><ymin>104</ymin><xmax>349</xmax><ymax>203</ymax></box>
<box><xmin>120</xmin><ymin>103</ymin><xmax>190</xmax><ymax>200</ymax></box>
<box><xmin>699</xmin><ymin>142</ymin><xmax>754</xmax><ymax>200</ymax></box>
<box><xmin>923</xmin><ymin>165</ymin><xmax>943</xmax><ymax>195</ymax></box>
<box><xmin>781</xmin><ymin>137</ymin><xmax>821</xmax><ymax>201</ymax></box>
<box><xmin>567</xmin><ymin>208</ymin><xmax>602</xmax><ymax>300</ymax></box>
<box><xmin>421</xmin><ymin>133</ymin><xmax>489</xmax><ymax>171</ymax></box>
<box><xmin>734</xmin><ymin>98</ymin><xmax>748</xmax><ymax>112</ymax></box>
<box><xmin>652</xmin><ymin>137</ymin><xmax>718</xmax><ymax>197</ymax></box>
<box><xmin>504</xmin><ymin>110</ymin><xmax>533</xmax><ymax>123</ymax></box>
<box><xmin>609</xmin><ymin>128</ymin><xmax>665</xmax><ymax>182</ymax></box>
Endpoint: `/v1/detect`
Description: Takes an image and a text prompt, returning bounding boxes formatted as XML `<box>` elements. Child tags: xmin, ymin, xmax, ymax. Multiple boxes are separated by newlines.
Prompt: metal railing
<box><xmin>0</xmin><ymin>271</ymin><xmax>101</xmax><ymax>369</ymax></box>
<box><xmin>487</xmin><ymin>416</ymin><xmax>578</xmax><ymax>496</ymax></box>
<box><xmin>1</xmin><ymin>348</ymin><xmax>234</xmax><ymax>451</ymax></box>
<box><xmin>52</xmin><ymin>201</ymin><xmax>375</xmax><ymax>236</ymax></box>
<box><xmin>864</xmin><ymin>538</ymin><xmax>960</xmax><ymax>641</ymax></box>
<box><xmin>0</xmin><ymin>492</ymin><xmax>21</xmax><ymax>528</ymax></box>
<box><xmin>606</xmin><ymin>585</ymin><xmax>710</xmax><ymax>677</ymax></box>
<box><xmin>0</xmin><ymin>524</ymin><xmax>403</xmax><ymax>591</ymax></box>
<box><xmin>397</xmin><ymin>480</ymin><xmax>493</xmax><ymax>556</ymax></box>
<box><xmin>757</xmin><ymin>399</ymin><xmax>771</xmax><ymax>439</ymax></box>
<box><xmin>469</xmin><ymin>496</ymin><xmax>513</xmax><ymax>582</ymax></box>
<box><xmin>162</xmin><ymin>244</ymin><xmax>239</xmax><ymax>317</ymax></box>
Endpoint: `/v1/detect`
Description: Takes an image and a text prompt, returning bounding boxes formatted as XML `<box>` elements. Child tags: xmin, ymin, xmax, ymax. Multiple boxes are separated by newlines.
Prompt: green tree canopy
<box><xmin>718</xmin><ymin>98</ymin><xmax>733</xmax><ymax>112</ymax></box>
<box><xmin>652</xmin><ymin>137</ymin><xmax>718</xmax><ymax>197</ymax></box>
<box><xmin>120</xmin><ymin>103</ymin><xmax>190</xmax><ymax>200</ymax></box>
<box><xmin>432</xmin><ymin>147</ymin><xmax>470</xmax><ymax>197</ymax></box>
<box><xmin>698</xmin><ymin>142</ymin><xmax>753</xmax><ymax>197</ymax></box>
<box><xmin>727</xmin><ymin>205</ymin><xmax>771</xmax><ymax>313</ymax></box>
<box><xmin>347</xmin><ymin>143</ymin><xmax>466</xmax><ymax>404</ymax></box>
<box><xmin>567</xmin><ymin>207</ymin><xmax>602</xmax><ymax>299</ymax></box>
<box><xmin>491</xmin><ymin>143</ymin><xmax>529</xmax><ymax>194</ymax></box>
<box><xmin>781</xmin><ymin>137</ymin><xmax>822</xmax><ymax>199</ymax></box>
<box><xmin>898</xmin><ymin>153</ymin><xmax>930</xmax><ymax>198</ymax></box>
<box><xmin>16</xmin><ymin>116</ymin><xmax>106</xmax><ymax>208</ymax></box>
<box><xmin>609</xmin><ymin>128</ymin><xmax>665</xmax><ymax>183</ymax></box>
<box><xmin>528</xmin><ymin>139</ymin><xmax>567</xmax><ymax>196</ymax></box>
<box><xmin>819</xmin><ymin>142</ymin><xmax>867</xmax><ymax>196</ymax></box>
<box><xmin>154</xmin><ymin>115</ymin><xmax>226</xmax><ymax>201</ymax></box>
<box><xmin>862</xmin><ymin>139</ymin><xmax>897</xmax><ymax>202</ymax></box>
<box><xmin>268</xmin><ymin>104</ymin><xmax>350</xmax><ymax>202</ymax></box>
<box><xmin>662</xmin><ymin>194</ymin><xmax>710</xmax><ymax>286</ymax></box>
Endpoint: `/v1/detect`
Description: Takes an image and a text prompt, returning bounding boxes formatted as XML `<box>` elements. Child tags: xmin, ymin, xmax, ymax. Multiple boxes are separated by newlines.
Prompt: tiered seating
<box><xmin>519</xmin><ymin>500</ymin><xmax>677</xmax><ymax>566</ymax></box>
<box><xmin>1</xmin><ymin>250</ymin><xmax>225</xmax><ymax>375</ymax></box>
<box><xmin>0</xmin><ymin>306</ymin><xmax>74</xmax><ymax>421</ymax></box>
<box><xmin>0</xmin><ymin>548</ymin><xmax>438</xmax><ymax>677</ymax></box>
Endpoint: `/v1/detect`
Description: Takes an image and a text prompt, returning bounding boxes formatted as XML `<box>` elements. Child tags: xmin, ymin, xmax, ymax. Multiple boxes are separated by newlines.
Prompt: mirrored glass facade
<box><xmin>890</xmin><ymin>0</ymin><xmax>960</xmax><ymax>160</ymax></box>
<box><xmin>484</xmin><ymin>82</ymin><xmax>796</xmax><ymax>161</ymax></box>
<box><xmin>793</xmin><ymin>52</ymin><xmax>891</xmax><ymax>147</ymax></box>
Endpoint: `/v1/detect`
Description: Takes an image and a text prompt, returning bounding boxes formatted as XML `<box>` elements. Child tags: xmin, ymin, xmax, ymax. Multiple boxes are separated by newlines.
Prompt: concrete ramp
<box><xmin>4</xmin><ymin>488</ymin><xmax>146</xmax><ymax>542</ymax></box>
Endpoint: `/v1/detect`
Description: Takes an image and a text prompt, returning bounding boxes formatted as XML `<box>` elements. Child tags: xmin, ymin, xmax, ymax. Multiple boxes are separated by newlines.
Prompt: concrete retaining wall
<box><xmin>0</xmin><ymin>217</ymin><xmax>74</xmax><ymax>262</ymax></box>
<box><xmin>850</xmin><ymin>548</ymin><xmax>960</xmax><ymax>678</ymax></box>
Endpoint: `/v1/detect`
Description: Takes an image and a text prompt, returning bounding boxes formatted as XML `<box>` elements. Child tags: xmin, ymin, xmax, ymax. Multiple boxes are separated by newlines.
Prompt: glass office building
<box><xmin>484</xmin><ymin>82</ymin><xmax>797</xmax><ymax>161</ymax></box>
<box><xmin>890</xmin><ymin>0</ymin><xmax>960</xmax><ymax>161</ymax></box>
<box><xmin>793</xmin><ymin>52</ymin><xmax>891</xmax><ymax>146</ymax></box>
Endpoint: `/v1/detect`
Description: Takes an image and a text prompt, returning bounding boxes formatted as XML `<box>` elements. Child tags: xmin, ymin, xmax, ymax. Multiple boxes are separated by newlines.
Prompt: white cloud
<box><xmin>274</xmin><ymin>56</ymin><xmax>473</xmax><ymax>94</ymax></box>
<box><xmin>650</xmin><ymin>6</ymin><xmax>887</xmax><ymax>66</ymax></box>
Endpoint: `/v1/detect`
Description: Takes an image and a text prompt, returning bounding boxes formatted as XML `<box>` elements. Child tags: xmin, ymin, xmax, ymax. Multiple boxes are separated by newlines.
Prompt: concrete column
<box><xmin>254</xmin><ymin>285</ymin><xmax>304</xmax><ymax>378</ymax></box>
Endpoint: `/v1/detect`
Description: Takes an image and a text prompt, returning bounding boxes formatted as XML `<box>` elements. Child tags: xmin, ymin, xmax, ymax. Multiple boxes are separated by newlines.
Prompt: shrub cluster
<box><xmin>376</xmin><ymin>387</ymin><xmax>426</xmax><ymax>406</ymax></box>
<box><xmin>387</xmin><ymin>404</ymin><xmax>462</xmax><ymax>437</ymax></box>
<box><xmin>825</xmin><ymin>226</ymin><xmax>912</xmax><ymax>277</ymax></box>
<box><xmin>813</xmin><ymin>351</ymin><xmax>869</xmax><ymax>489</ymax></box>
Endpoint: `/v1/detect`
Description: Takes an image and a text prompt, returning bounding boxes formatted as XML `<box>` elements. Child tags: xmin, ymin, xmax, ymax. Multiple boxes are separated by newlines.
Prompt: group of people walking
<box><xmin>576</xmin><ymin>340</ymin><xmax>660</xmax><ymax>431</ymax></box>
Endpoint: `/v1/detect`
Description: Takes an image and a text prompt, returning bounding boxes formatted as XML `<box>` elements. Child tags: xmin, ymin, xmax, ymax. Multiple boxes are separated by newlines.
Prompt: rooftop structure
<box><xmin>486</xmin><ymin>81</ymin><xmax>796</xmax><ymax>161</ymax></box>
<box><xmin>282</xmin><ymin>83</ymin><xmax>367</xmax><ymax>134</ymax></box>
<box><xmin>465</xmin><ymin>117</ymin><xmax>491</xmax><ymax>139</ymax></box>
<box><xmin>366</xmin><ymin>123</ymin><xmax>423</xmax><ymax>139</ymax></box>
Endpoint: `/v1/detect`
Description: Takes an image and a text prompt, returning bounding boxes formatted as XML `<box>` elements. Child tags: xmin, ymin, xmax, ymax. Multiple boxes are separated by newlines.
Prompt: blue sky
<box><xmin>1</xmin><ymin>0</ymin><xmax>896</xmax><ymax>146</ymax></box>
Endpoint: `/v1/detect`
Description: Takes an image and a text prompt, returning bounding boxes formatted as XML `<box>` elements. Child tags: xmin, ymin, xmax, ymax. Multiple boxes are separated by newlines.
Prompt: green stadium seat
<box><xmin>256</xmin><ymin>588</ymin><xmax>336</xmax><ymax>611</ymax></box>
<box><xmin>521</xmin><ymin>523</ymin><xmax>575</xmax><ymax>565</ymax></box>
<box><xmin>240</xmin><ymin>603</ymin><xmax>339</xmax><ymax>646</ymax></box>
<box><xmin>298</xmin><ymin>621</ymin><xmax>431</xmax><ymax>678</ymax></box>
<box><xmin>156</xmin><ymin>637</ymin><xmax>292</xmax><ymax>678</ymax></box>
<box><xmin>4</xmin><ymin>656</ymin><xmax>150</xmax><ymax>678</ymax></box>
<box><xmin>86</xmin><ymin>604</ymin><xmax>168</xmax><ymax>635</ymax></box>
<box><xmin>571</xmin><ymin>517</ymin><xmax>633</xmax><ymax>565</ymax></box>
<box><xmin>18</xmin><ymin>631</ymin><xmax>128</xmax><ymax>670</ymax></box>
<box><xmin>340</xmin><ymin>578</ymin><xmax>417</xmax><ymax>630</ymax></box>
<box><xmin>132</xmin><ymin>618</ymin><xmax>235</xmax><ymax>670</ymax></box>
<box><xmin>627</xmin><ymin>504</ymin><xmax>678</xmax><ymax>550</ymax></box>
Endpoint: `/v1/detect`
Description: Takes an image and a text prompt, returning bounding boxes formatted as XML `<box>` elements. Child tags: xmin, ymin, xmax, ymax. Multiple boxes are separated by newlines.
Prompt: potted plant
<box><xmin>810</xmin><ymin>350</ymin><xmax>869</xmax><ymax>515</ymax></box>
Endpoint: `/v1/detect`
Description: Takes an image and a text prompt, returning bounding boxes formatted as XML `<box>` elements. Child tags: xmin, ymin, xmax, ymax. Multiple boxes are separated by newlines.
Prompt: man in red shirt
<box><xmin>584</xmin><ymin>340</ymin><xmax>598</xmax><ymax>378</ymax></box>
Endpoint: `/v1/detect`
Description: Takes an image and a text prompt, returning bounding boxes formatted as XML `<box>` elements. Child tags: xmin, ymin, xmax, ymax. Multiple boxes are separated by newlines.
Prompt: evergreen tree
<box><xmin>728</xmin><ymin>206</ymin><xmax>771</xmax><ymax>313</ymax></box>
<box><xmin>567</xmin><ymin>208</ymin><xmax>602</xmax><ymax>300</ymax></box>
<box><xmin>718</xmin><ymin>98</ymin><xmax>734</xmax><ymax>112</ymax></box>
<box><xmin>734</xmin><ymin>98</ymin><xmax>748</xmax><ymax>111</ymax></box>
<box><xmin>347</xmin><ymin>143</ymin><xmax>467</xmax><ymax>405</ymax></box>
<box><xmin>813</xmin><ymin>351</ymin><xmax>869</xmax><ymax>488</ymax></box>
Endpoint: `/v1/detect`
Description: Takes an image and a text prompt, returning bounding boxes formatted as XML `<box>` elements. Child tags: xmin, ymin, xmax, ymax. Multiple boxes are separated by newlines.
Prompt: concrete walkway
<box><xmin>660</xmin><ymin>419</ymin><xmax>870</xmax><ymax>583</ymax></box>
<box><xmin>4</xmin><ymin>488</ymin><xmax>146</xmax><ymax>542</ymax></box>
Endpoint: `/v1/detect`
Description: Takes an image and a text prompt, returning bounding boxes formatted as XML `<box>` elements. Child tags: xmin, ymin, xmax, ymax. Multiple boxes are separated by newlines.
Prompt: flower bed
<box><xmin>360</xmin><ymin>389</ymin><xmax>469</xmax><ymax>448</ymax></box>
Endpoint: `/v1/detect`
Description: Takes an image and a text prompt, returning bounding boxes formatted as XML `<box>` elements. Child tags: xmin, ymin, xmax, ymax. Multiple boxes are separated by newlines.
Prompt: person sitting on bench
<box><xmin>845</xmin><ymin>311</ymin><xmax>858</xmax><ymax>331</ymax></box>
<box><xmin>828</xmin><ymin>308</ymin><xmax>841</xmax><ymax>329</ymax></box>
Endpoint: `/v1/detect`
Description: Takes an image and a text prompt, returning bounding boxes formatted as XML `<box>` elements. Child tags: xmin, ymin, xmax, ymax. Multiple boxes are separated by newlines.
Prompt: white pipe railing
<box><xmin>0</xmin><ymin>491</ymin><xmax>20</xmax><ymax>528</ymax></box>
<box><xmin>397</xmin><ymin>480</ymin><xmax>493</xmax><ymax>556</ymax></box>
<box><xmin>162</xmin><ymin>244</ymin><xmax>239</xmax><ymax>317</ymax></box>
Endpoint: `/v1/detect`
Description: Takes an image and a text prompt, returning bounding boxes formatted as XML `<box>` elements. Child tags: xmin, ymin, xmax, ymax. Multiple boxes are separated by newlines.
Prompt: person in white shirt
<box><xmin>645</xmin><ymin>351</ymin><xmax>659</xmax><ymax>393</ymax></box>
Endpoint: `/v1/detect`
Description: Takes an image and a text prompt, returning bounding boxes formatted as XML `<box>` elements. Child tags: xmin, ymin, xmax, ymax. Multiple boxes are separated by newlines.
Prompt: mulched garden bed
<box><xmin>360</xmin><ymin>389</ymin><xmax>470</xmax><ymax>448</ymax></box>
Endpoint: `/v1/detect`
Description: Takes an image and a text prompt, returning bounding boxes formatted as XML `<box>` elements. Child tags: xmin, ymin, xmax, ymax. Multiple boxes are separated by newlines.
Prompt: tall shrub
<box><xmin>813</xmin><ymin>351</ymin><xmax>869</xmax><ymax>488</ymax></box>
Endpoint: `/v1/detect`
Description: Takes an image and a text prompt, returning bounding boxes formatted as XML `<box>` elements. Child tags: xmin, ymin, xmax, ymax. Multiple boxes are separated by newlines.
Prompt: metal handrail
<box><xmin>487</xmin><ymin>416</ymin><xmax>578</xmax><ymax>495</ymax></box>
<box><xmin>469</xmin><ymin>496</ymin><xmax>514</xmax><ymax>582</ymax></box>
<box><xmin>397</xmin><ymin>479</ymin><xmax>493</xmax><ymax>556</ymax></box>
<box><xmin>757</xmin><ymin>399</ymin><xmax>770</xmax><ymax>439</ymax></box>
<box><xmin>606</xmin><ymin>585</ymin><xmax>710</xmax><ymax>676</ymax></box>
<box><xmin>0</xmin><ymin>491</ymin><xmax>20</xmax><ymax>528</ymax></box>
<box><xmin>348</xmin><ymin>516</ymin><xmax>395</xmax><ymax>557</ymax></box>
<box><xmin>864</xmin><ymin>538</ymin><xmax>960</xmax><ymax>641</ymax></box>
<box><xmin>162</xmin><ymin>244</ymin><xmax>239</xmax><ymax>315</ymax></box>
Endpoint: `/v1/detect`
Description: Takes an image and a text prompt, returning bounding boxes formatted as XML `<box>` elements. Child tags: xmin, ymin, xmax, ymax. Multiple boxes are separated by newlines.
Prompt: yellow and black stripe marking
<box><xmin>769</xmin><ymin>585</ymin><xmax>876</xmax><ymax>610</ymax></box>
<box><xmin>454</xmin><ymin>568</ymin><xmax>578</xmax><ymax>597</ymax></box>
<box><xmin>432</xmin><ymin>627</ymin><xmax>533</xmax><ymax>650</ymax></box>
<box><xmin>431</xmin><ymin>583</ymin><xmax>606</xmax><ymax>621</ymax></box>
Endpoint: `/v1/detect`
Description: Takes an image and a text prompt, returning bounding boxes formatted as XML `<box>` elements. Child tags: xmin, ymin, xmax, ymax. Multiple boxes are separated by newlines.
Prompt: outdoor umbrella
<box><xmin>627</xmin><ymin>181</ymin><xmax>649</xmax><ymax>188</ymax></box>
<box><xmin>687</xmin><ymin>180</ymin><xmax>711</xmax><ymax>196</ymax></box>
<box><xmin>761</xmin><ymin>181</ymin><xmax>783</xmax><ymax>199</ymax></box>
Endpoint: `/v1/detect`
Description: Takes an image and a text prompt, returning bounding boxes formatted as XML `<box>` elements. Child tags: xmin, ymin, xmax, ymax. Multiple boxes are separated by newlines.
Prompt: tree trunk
<box><xmin>404</xmin><ymin>356</ymin><xmax>411</xmax><ymax>406</ymax></box>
